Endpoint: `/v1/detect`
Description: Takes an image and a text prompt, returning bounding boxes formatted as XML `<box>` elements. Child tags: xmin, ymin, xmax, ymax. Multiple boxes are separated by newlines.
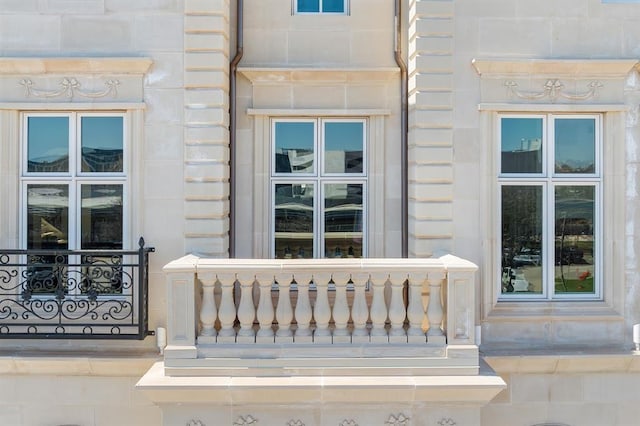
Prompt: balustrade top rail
<box><xmin>0</xmin><ymin>237</ymin><xmax>154</xmax><ymax>339</ymax></box>
<box><xmin>164</xmin><ymin>254</ymin><xmax>478</xmax><ymax>352</ymax></box>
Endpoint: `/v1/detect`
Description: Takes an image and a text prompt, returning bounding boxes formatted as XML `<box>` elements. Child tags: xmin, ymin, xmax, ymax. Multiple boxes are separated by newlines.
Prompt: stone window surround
<box><xmin>472</xmin><ymin>58</ymin><xmax>637</xmax><ymax>324</ymax></box>
<box><xmin>249</xmin><ymin>108</ymin><xmax>389</xmax><ymax>258</ymax></box>
<box><xmin>0</xmin><ymin>57</ymin><xmax>152</xmax><ymax>251</ymax></box>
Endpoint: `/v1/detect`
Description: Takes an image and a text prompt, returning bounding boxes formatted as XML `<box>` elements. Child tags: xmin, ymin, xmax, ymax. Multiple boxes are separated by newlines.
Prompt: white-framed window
<box><xmin>271</xmin><ymin>118</ymin><xmax>366</xmax><ymax>258</ymax></box>
<box><xmin>20</xmin><ymin>112</ymin><xmax>128</xmax><ymax>295</ymax></box>
<box><xmin>498</xmin><ymin>113</ymin><xmax>602</xmax><ymax>300</ymax></box>
<box><xmin>294</xmin><ymin>0</ymin><xmax>348</xmax><ymax>14</ymax></box>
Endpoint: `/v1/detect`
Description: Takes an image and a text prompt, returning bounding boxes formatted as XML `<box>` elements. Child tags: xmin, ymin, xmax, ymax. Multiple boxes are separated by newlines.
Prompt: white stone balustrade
<box><xmin>163</xmin><ymin>255</ymin><xmax>478</xmax><ymax>361</ymax></box>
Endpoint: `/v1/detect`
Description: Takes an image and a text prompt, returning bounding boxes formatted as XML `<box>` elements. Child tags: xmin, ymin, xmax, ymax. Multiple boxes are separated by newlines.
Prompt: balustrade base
<box><xmin>163</xmin><ymin>344</ymin><xmax>479</xmax><ymax>377</ymax></box>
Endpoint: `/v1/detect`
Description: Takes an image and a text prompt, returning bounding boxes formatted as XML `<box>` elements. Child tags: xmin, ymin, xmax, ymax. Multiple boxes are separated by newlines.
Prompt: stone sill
<box><xmin>0</xmin><ymin>352</ymin><xmax>159</xmax><ymax>376</ymax></box>
<box><xmin>483</xmin><ymin>348</ymin><xmax>640</xmax><ymax>374</ymax></box>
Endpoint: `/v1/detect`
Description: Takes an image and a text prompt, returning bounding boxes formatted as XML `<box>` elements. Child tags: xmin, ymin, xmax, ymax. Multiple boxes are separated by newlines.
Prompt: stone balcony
<box><xmin>137</xmin><ymin>255</ymin><xmax>505</xmax><ymax>423</ymax></box>
<box><xmin>160</xmin><ymin>254</ymin><xmax>482</xmax><ymax>376</ymax></box>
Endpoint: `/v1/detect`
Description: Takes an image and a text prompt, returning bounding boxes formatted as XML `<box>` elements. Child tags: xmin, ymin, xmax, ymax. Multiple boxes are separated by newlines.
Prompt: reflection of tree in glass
<box><xmin>501</xmin><ymin>186</ymin><xmax>542</xmax><ymax>267</ymax></box>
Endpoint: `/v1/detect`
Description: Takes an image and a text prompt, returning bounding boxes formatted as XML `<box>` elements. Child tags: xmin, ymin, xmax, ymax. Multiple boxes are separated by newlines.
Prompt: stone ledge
<box><xmin>0</xmin><ymin>57</ymin><xmax>153</xmax><ymax>75</ymax></box>
<box><xmin>0</xmin><ymin>354</ymin><xmax>158</xmax><ymax>376</ymax></box>
<box><xmin>137</xmin><ymin>361</ymin><xmax>506</xmax><ymax>405</ymax></box>
<box><xmin>484</xmin><ymin>351</ymin><xmax>640</xmax><ymax>374</ymax></box>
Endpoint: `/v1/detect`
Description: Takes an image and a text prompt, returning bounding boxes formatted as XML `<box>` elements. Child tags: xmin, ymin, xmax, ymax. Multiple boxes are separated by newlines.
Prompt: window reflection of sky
<box><xmin>82</xmin><ymin>117</ymin><xmax>123</xmax><ymax>150</ymax></box>
<box><xmin>275</xmin><ymin>122</ymin><xmax>314</xmax><ymax>153</ymax></box>
<box><xmin>324</xmin><ymin>122</ymin><xmax>363</xmax><ymax>153</ymax></box>
<box><xmin>555</xmin><ymin>119</ymin><xmax>595</xmax><ymax>172</ymax></box>
<box><xmin>501</xmin><ymin>118</ymin><xmax>542</xmax><ymax>152</ymax></box>
<box><xmin>501</xmin><ymin>117</ymin><xmax>595</xmax><ymax>170</ymax></box>
<box><xmin>28</xmin><ymin>117</ymin><xmax>69</xmax><ymax>163</ymax></box>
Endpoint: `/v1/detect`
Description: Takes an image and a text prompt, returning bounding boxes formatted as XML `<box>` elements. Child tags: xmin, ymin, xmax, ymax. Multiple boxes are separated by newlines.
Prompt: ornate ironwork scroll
<box><xmin>0</xmin><ymin>238</ymin><xmax>154</xmax><ymax>339</ymax></box>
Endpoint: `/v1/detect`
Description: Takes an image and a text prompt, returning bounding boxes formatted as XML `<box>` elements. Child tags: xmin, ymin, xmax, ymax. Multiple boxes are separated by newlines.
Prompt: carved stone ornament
<box><xmin>505</xmin><ymin>79</ymin><xmax>602</xmax><ymax>102</ymax></box>
<box><xmin>338</xmin><ymin>420</ymin><xmax>359</xmax><ymax>426</ymax></box>
<box><xmin>233</xmin><ymin>415</ymin><xmax>259</xmax><ymax>425</ymax></box>
<box><xmin>186</xmin><ymin>421</ymin><xmax>205</xmax><ymax>426</ymax></box>
<box><xmin>286</xmin><ymin>420</ymin><xmax>305</xmax><ymax>426</ymax></box>
<box><xmin>437</xmin><ymin>418</ymin><xmax>457</xmax><ymax>426</ymax></box>
<box><xmin>19</xmin><ymin>77</ymin><xmax>120</xmax><ymax>99</ymax></box>
<box><xmin>385</xmin><ymin>413</ymin><xmax>410</xmax><ymax>426</ymax></box>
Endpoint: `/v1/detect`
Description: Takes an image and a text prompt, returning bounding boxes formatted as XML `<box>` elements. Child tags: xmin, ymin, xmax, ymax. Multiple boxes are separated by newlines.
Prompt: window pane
<box><xmin>27</xmin><ymin>184</ymin><xmax>69</xmax><ymax>250</ymax></box>
<box><xmin>324</xmin><ymin>121</ymin><xmax>363</xmax><ymax>174</ymax></box>
<box><xmin>298</xmin><ymin>0</ymin><xmax>320</xmax><ymax>12</ymax></box>
<box><xmin>501</xmin><ymin>186</ymin><xmax>543</xmax><ymax>294</ymax></box>
<box><xmin>555</xmin><ymin>186</ymin><xmax>595</xmax><ymax>294</ymax></box>
<box><xmin>81</xmin><ymin>184</ymin><xmax>123</xmax><ymax>295</ymax></box>
<box><xmin>275</xmin><ymin>122</ymin><xmax>315</xmax><ymax>173</ymax></box>
<box><xmin>501</xmin><ymin>118</ymin><xmax>543</xmax><ymax>174</ymax></box>
<box><xmin>324</xmin><ymin>183</ymin><xmax>363</xmax><ymax>258</ymax></box>
<box><xmin>274</xmin><ymin>183</ymin><xmax>314</xmax><ymax>258</ymax></box>
<box><xmin>81</xmin><ymin>184</ymin><xmax>123</xmax><ymax>249</ymax></box>
<box><xmin>27</xmin><ymin>116</ymin><xmax>69</xmax><ymax>173</ymax></box>
<box><xmin>26</xmin><ymin>184</ymin><xmax>69</xmax><ymax>295</ymax></box>
<box><xmin>81</xmin><ymin>116</ymin><xmax>124</xmax><ymax>173</ymax></box>
<box><xmin>555</xmin><ymin>118</ymin><xmax>596</xmax><ymax>174</ymax></box>
<box><xmin>323</xmin><ymin>0</ymin><xmax>344</xmax><ymax>12</ymax></box>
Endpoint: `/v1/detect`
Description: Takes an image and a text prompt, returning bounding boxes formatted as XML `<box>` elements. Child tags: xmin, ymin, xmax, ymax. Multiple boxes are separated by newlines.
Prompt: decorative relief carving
<box><xmin>385</xmin><ymin>413</ymin><xmax>410</xmax><ymax>426</ymax></box>
<box><xmin>437</xmin><ymin>418</ymin><xmax>457</xmax><ymax>426</ymax></box>
<box><xmin>19</xmin><ymin>77</ymin><xmax>120</xmax><ymax>99</ymax></box>
<box><xmin>286</xmin><ymin>420</ymin><xmax>305</xmax><ymax>426</ymax></box>
<box><xmin>233</xmin><ymin>415</ymin><xmax>259</xmax><ymax>425</ymax></box>
<box><xmin>339</xmin><ymin>420</ymin><xmax>359</xmax><ymax>426</ymax></box>
<box><xmin>186</xmin><ymin>421</ymin><xmax>205</xmax><ymax>426</ymax></box>
<box><xmin>505</xmin><ymin>79</ymin><xmax>602</xmax><ymax>102</ymax></box>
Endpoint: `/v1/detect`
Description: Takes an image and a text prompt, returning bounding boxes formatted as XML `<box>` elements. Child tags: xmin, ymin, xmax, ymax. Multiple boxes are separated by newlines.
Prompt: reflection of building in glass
<box><xmin>27</xmin><ymin>156</ymin><xmax>69</xmax><ymax>172</ymax></box>
<box><xmin>501</xmin><ymin>138</ymin><xmax>541</xmax><ymax>173</ymax></box>
<box><xmin>82</xmin><ymin>148</ymin><xmax>123</xmax><ymax>172</ymax></box>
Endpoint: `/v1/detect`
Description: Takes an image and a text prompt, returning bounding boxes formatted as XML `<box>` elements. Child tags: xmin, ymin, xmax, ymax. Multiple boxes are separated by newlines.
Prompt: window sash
<box><xmin>271</xmin><ymin>179</ymin><xmax>366</xmax><ymax>259</ymax></box>
<box><xmin>295</xmin><ymin>0</ymin><xmax>347</xmax><ymax>14</ymax></box>
<box><xmin>498</xmin><ymin>113</ymin><xmax>602</xmax><ymax>301</ymax></box>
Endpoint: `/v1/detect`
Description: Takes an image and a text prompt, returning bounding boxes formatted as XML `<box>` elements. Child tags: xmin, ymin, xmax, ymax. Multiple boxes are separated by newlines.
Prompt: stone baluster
<box><xmin>406</xmin><ymin>272</ymin><xmax>427</xmax><ymax>343</ymax></box>
<box><xmin>313</xmin><ymin>272</ymin><xmax>332</xmax><ymax>343</ymax></box>
<box><xmin>198</xmin><ymin>272</ymin><xmax>218</xmax><ymax>343</ymax></box>
<box><xmin>216</xmin><ymin>273</ymin><xmax>237</xmax><ymax>343</ymax></box>
<box><xmin>293</xmin><ymin>273</ymin><xmax>313</xmax><ymax>343</ymax></box>
<box><xmin>351</xmin><ymin>272</ymin><xmax>370</xmax><ymax>343</ymax></box>
<box><xmin>369</xmin><ymin>272</ymin><xmax>388</xmax><ymax>343</ymax></box>
<box><xmin>332</xmin><ymin>272</ymin><xmax>351</xmax><ymax>343</ymax></box>
<box><xmin>255</xmin><ymin>272</ymin><xmax>275</xmax><ymax>343</ymax></box>
<box><xmin>236</xmin><ymin>272</ymin><xmax>256</xmax><ymax>343</ymax></box>
<box><xmin>275</xmin><ymin>273</ymin><xmax>294</xmax><ymax>342</ymax></box>
<box><xmin>426</xmin><ymin>270</ymin><xmax>446</xmax><ymax>345</ymax></box>
<box><xmin>388</xmin><ymin>272</ymin><xmax>407</xmax><ymax>343</ymax></box>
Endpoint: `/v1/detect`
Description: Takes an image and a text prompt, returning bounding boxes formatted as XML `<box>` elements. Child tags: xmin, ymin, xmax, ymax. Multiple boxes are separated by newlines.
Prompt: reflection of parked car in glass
<box><xmin>512</xmin><ymin>248</ymin><xmax>541</xmax><ymax>267</ymax></box>
<box><xmin>501</xmin><ymin>267</ymin><xmax>533</xmax><ymax>292</ymax></box>
<box><xmin>555</xmin><ymin>245</ymin><xmax>584</xmax><ymax>265</ymax></box>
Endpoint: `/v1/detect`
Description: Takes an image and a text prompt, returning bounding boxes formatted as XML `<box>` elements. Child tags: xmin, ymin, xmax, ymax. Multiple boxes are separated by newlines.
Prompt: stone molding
<box><xmin>0</xmin><ymin>57</ymin><xmax>153</xmax><ymax>75</ymax></box>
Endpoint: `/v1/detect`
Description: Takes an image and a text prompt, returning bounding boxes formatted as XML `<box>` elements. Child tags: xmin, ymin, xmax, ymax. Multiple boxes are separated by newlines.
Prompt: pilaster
<box><xmin>183</xmin><ymin>0</ymin><xmax>231</xmax><ymax>257</ymax></box>
<box><xmin>408</xmin><ymin>0</ymin><xmax>455</xmax><ymax>257</ymax></box>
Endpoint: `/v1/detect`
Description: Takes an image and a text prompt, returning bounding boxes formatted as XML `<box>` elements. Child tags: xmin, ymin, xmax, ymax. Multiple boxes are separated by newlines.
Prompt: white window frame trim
<box><xmin>497</xmin><ymin>113</ymin><xmax>603</xmax><ymax>302</ymax></box>
<box><xmin>18</xmin><ymin>111</ymin><xmax>132</xmax><ymax>298</ymax></box>
<box><xmin>270</xmin><ymin>117</ymin><xmax>368</xmax><ymax>259</ymax></box>
<box><xmin>293</xmin><ymin>0</ymin><xmax>349</xmax><ymax>15</ymax></box>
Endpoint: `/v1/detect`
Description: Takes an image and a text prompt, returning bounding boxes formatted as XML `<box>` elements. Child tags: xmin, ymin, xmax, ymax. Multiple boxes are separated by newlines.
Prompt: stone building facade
<box><xmin>1</xmin><ymin>1</ymin><xmax>640</xmax><ymax>425</ymax></box>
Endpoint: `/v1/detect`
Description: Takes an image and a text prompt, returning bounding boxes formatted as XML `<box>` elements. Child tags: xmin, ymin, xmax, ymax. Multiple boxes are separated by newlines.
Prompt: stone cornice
<box><xmin>0</xmin><ymin>57</ymin><xmax>153</xmax><ymax>75</ymax></box>
<box><xmin>472</xmin><ymin>58</ymin><xmax>638</xmax><ymax>78</ymax></box>
<box><xmin>238</xmin><ymin>67</ymin><xmax>399</xmax><ymax>83</ymax></box>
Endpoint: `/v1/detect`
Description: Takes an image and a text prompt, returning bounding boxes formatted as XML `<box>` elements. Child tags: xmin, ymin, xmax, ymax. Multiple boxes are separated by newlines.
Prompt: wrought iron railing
<box><xmin>0</xmin><ymin>238</ymin><xmax>154</xmax><ymax>339</ymax></box>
